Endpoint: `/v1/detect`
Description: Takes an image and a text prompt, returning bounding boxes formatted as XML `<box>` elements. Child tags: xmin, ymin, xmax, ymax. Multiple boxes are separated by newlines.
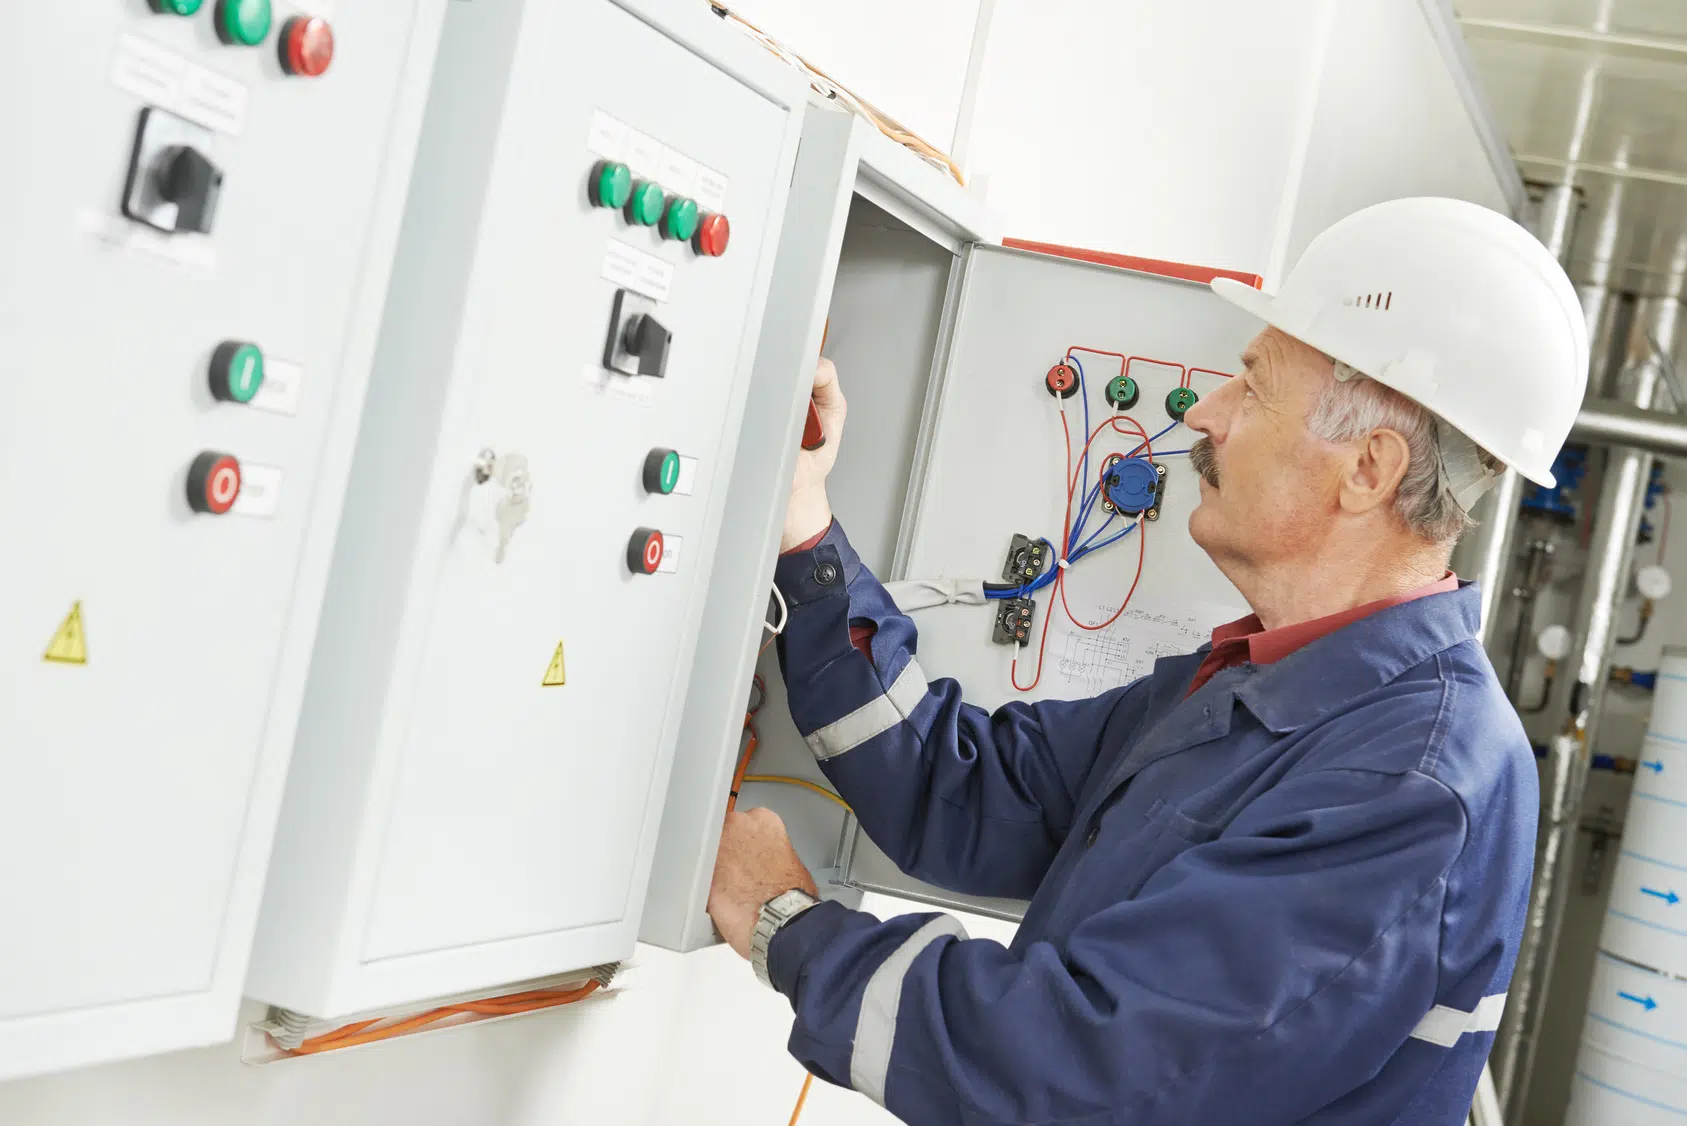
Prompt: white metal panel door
<box><xmin>356</xmin><ymin>0</ymin><xmax>793</xmax><ymax>968</ymax></box>
<box><xmin>0</xmin><ymin>0</ymin><xmax>443</xmax><ymax>1077</ymax></box>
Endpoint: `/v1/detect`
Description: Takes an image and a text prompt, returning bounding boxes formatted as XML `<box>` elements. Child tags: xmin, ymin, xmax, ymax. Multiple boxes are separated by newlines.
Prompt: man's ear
<box><xmin>1339</xmin><ymin>428</ymin><xmax>1412</xmax><ymax>515</ymax></box>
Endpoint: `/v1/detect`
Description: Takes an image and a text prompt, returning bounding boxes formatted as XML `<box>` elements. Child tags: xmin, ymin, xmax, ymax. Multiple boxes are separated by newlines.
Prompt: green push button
<box><xmin>590</xmin><ymin>161</ymin><xmax>632</xmax><ymax>210</ymax></box>
<box><xmin>662</xmin><ymin>198</ymin><xmax>700</xmax><ymax>242</ymax></box>
<box><xmin>210</xmin><ymin>341</ymin><xmax>265</xmax><ymax>404</ymax></box>
<box><xmin>216</xmin><ymin>0</ymin><xmax>272</xmax><ymax>46</ymax></box>
<box><xmin>1105</xmin><ymin>375</ymin><xmax>1140</xmax><ymax>411</ymax></box>
<box><xmin>1166</xmin><ymin>387</ymin><xmax>1199</xmax><ymax>422</ymax></box>
<box><xmin>625</xmin><ymin>181</ymin><xmax>666</xmax><ymax>227</ymax></box>
<box><xmin>151</xmin><ymin>0</ymin><xmax>206</xmax><ymax>14</ymax></box>
<box><xmin>643</xmin><ymin>448</ymin><xmax>684</xmax><ymax>496</ymax></box>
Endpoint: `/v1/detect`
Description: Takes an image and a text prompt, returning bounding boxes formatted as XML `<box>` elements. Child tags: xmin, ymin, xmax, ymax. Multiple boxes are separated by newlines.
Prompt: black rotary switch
<box><xmin>156</xmin><ymin>146</ymin><xmax>224</xmax><ymax>234</ymax></box>
<box><xmin>624</xmin><ymin>314</ymin><xmax>672</xmax><ymax>378</ymax></box>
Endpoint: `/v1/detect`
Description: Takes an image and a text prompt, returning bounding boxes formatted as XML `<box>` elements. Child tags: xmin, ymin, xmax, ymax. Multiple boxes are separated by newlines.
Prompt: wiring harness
<box><xmin>983</xmin><ymin>349</ymin><xmax>1208</xmax><ymax>692</ymax></box>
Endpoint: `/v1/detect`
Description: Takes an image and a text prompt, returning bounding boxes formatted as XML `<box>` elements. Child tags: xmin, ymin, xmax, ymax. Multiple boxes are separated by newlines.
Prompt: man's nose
<box><xmin>1182</xmin><ymin>384</ymin><xmax>1219</xmax><ymax>437</ymax></box>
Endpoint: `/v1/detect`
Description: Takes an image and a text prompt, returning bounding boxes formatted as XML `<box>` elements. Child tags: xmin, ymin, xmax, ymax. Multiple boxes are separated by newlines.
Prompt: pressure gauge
<box><xmin>1637</xmin><ymin>563</ymin><xmax>1674</xmax><ymax>602</ymax></box>
<box><xmin>1537</xmin><ymin>624</ymin><xmax>1574</xmax><ymax>662</ymax></box>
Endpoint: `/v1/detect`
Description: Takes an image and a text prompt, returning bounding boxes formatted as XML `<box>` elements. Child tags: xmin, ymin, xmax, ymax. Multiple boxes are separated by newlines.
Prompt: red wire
<box><xmin>1060</xmin><ymin>520</ymin><xmax>1149</xmax><ymax>632</ymax></box>
<box><xmin>1013</xmin><ymin>408</ymin><xmax>1156</xmax><ymax>690</ymax></box>
<box><xmin>1013</xmin><ymin>409</ymin><xmax>1079</xmax><ymax>692</ymax></box>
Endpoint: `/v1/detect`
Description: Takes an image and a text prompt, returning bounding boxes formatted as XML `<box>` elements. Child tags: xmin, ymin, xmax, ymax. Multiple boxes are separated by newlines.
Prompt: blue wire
<box><xmin>1068</xmin><ymin>355</ymin><xmax>1093</xmax><ymax>508</ymax></box>
<box><xmin>999</xmin><ymin>367</ymin><xmax>1172</xmax><ymax>604</ymax></box>
<box><xmin>1074</xmin><ymin>513</ymin><xmax>1118</xmax><ymax>555</ymax></box>
<box><xmin>1075</xmin><ymin>522</ymin><xmax>1140</xmax><ymax>558</ymax></box>
<box><xmin>1071</xmin><ymin>478</ymin><xmax>1105</xmax><ymax>551</ymax></box>
<box><xmin>1155</xmin><ymin>448</ymin><xmax>1194</xmax><ymax>457</ymax></box>
<box><xmin>1126</xmin><ymin>421</ymin><xmax>1181</xmax><ymax>459</ymax></box>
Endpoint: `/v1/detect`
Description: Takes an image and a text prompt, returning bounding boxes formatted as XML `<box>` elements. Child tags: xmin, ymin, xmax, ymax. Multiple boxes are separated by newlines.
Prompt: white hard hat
<box><xmin>1211</xmin><ymin>197</ymin><xmax>1589</xmax><ymax>489</ymax></box>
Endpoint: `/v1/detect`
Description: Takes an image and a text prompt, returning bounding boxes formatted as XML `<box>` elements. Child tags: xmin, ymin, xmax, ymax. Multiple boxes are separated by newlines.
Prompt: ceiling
<box><xmin>1457</xmin><ymin>0</ymin><xmax>1687</xmax><ymax>294</ymax></box>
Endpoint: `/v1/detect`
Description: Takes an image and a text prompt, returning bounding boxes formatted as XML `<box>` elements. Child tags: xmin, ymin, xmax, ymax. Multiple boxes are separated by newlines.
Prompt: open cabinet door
<box><xmin>841</xmin><ymin>243</ymin><xmax>1263</xmax><ymax>918</ymax></box>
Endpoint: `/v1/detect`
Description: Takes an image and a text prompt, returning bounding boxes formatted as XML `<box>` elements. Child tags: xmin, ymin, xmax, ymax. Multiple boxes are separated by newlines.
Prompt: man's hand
<box><xmin>708</xmin><ymin>808</ymin><xmax>819</xmax><ymax>959</ymax></box>
<box><xmin>781</xmin><ymin>358</ymin><xmax>846</xmax><ymax>552</ymax></box>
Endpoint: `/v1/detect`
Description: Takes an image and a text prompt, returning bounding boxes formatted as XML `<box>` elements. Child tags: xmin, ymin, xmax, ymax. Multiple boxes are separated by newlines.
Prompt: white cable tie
<box><xmin>764</xmin><ymin>582</ymin><xmax>790</xmax><ymax>637</ymax></box>
<box><xmin>1057</xmin><ymin>558</ymin><xmax>1072</xmax><ymax>570</ymax></box>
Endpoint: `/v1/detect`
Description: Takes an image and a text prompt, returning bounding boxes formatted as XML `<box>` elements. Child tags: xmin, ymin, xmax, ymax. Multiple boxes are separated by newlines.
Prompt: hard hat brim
<box><xmin>1209</xmin><ymin>277</ymin><xmax>1559</xmax><ymax>489</ymax></box>
<box><xmin>1210</xmin><ymin>276</ymin><xmax>1278</xmax><ymax>327</ymax></box>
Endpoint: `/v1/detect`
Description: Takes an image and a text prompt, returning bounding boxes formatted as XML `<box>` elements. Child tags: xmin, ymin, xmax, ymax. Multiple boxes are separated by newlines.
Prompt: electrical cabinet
<box><xmin>647</xmin><ymin>107</ymin><xmax>1265</xmax><ymax>948</ymax></box>
<box><xmin>0</xmin><ymin>1</ymin><xmax>449</xmax><ymax>1079</ymax></box>
<box><xmin>246</xmin><ymin>0</ymin><xmax>806</xmax><ymax>1018</ymax></box>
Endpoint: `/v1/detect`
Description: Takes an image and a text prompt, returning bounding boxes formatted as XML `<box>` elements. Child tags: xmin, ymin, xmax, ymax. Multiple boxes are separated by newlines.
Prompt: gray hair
<box><xmin>1307</xmin><ymin>364</ymin><xmax>1501</xmax><ymax>544</ymax></box>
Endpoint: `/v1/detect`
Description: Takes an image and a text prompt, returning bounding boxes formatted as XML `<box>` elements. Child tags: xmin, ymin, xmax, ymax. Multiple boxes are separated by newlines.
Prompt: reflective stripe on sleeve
<box><xmin>849</xmin><ymin>915</ymin><xmax>969</xmax><ymax>1105</ymax></box>
<box><xmin>803</xmin><ymin>659</ymin><xmax>930</xmax><ymax>761</ymax></box>
<box><xmin>1410</xmin><ymin>993</ymin><xmax>1507</xmax><ymax>1047</ymax></box>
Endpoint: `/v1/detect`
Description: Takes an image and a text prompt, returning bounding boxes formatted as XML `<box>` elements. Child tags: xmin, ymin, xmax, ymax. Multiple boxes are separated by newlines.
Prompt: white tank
<box><xmin>1568</xmin><ymin>647</ymin><xmax>1687</xmax><ymax>1123</ymax></box>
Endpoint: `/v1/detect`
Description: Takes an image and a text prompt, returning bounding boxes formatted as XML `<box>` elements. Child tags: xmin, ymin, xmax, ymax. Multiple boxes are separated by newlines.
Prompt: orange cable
<box><xmin>789</xmin><ymin>1072</ymin><xmax>815</xmax><ymax>1125</ymax></box>
<box><xmin>726</xmin><ymin>719</ymin><xmax>758</xmax><ymax>816</ymax></box>
<box><xmin>287</xmin><ymin>981</ymin><xmax>601</xmax><ymax>1056</ymax></box>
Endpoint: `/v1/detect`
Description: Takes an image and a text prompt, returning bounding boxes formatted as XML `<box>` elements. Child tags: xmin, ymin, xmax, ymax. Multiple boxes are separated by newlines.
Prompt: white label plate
<box><xmin>78</xmin><ymin>210</ymin><xmax>217</xmax><ymax>273</ymax></box>
<box><xmin>581</xmin><ymin>363</ymin><xmax>655</xmax><ymax>404</ymax></box>
<box><xmin>674</xmin><ymin>456</ymin><xmax>699</xmax><ymax>497</ymax></box>
<box><xmin>232</xmin><ymin>464</ymin><xmax>283</xmax><ymax>519</ymax></box>
<box><xmin>112</xmin><ymin>34</ymin><xmax>248</xmax><ymax>136</ymax></box>
<box><xmin>657</xmin><ymin>535</ymin><xmax>683</xmax><ymax>574</ymax></box>
<box><xmin>659</xmin><ymin>148</ymin><xmax>698</xmax><ymax>198</ymax></box>
<box><xmin>626</xmin><ymin>130</ymin><xmax>664</xmax><ymax>177</ymax></box>
<box><xmin>586</xmin><ymin>110</ymin><xmax>629</xmax><ymax>161</ymax></box>
<box><xmin>694</xmin><ymin>166</ymin><xmax>730</xmax><ymax>213</ymax></box>
<box><xmin>601</xmin><ymin>239</ymin><xmax>674</xmax><ymax>303</ymax></box>
<box><xmin>251</xmin><ymin>358</ymin><xmax>304</xmax><ymax>416</ymax></box>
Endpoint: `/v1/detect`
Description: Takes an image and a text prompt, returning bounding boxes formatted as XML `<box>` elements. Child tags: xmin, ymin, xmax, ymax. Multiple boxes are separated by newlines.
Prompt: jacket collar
<box><xmin>1080</xmin><ymin>585</ymin><xmax>1480</xmax><ymax>816</ymax></box>
<box><xmin>1232</xmin><ymin>581</ymin><xmax>1481</xmax><ymax>733</ymax></box>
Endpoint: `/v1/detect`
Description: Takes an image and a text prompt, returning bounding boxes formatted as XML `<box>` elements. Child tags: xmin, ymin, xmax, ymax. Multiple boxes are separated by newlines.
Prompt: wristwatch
<box><xmin>751</xmin><ymin>888</ymin><xmax>821</xmax><ymax>989</ymax></box>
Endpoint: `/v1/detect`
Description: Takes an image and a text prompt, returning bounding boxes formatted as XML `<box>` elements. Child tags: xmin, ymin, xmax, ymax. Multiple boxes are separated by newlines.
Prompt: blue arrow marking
<box><xmin>1620</xmin><ymin>991</ymin><xmax>1660</xmax><ymax>1012</ymax></box>
<box><xmin>1643</xmin><ymin>887</ymin><xmax>1682</xmax><ymax>905</ymax></box>
<box><xmin>1644</xmin><ymin>760</ymin><xmax>1665</xmax><ymax>774</ymax></box>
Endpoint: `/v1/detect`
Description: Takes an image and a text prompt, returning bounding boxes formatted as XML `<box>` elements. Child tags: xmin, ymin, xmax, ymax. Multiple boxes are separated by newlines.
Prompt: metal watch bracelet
<box><xmin>751</xmin><ymin>888</ymin><xmax>821</xmax><ymax>989</ymax></box>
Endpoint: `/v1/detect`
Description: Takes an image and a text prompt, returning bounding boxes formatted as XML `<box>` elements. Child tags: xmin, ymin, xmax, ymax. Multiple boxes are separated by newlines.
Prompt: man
<box><xmin>707</xmin><ymin>197</ymin><xmax>1588</xmax><ymax>1124</ymax></box>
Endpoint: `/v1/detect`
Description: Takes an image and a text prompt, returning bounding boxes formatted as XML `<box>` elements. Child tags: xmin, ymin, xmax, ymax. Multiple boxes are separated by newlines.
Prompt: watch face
<box><xmin>765</xmin><ymin>889</ymin><xmax>816</xmax><ymax>918</ymax></box>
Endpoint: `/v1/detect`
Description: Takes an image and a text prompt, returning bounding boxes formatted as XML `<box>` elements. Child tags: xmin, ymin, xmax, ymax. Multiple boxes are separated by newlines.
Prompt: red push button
<box><xmin>188</xmin><ymin>452</ymin><xmax>242</xmax><ymax>515</ymax></box>
<box><xmin>280</xmin><ymin>16</ymin><xmax>334</xmax><ymax>77</ymax></box>
<box><xmin>628</xmin><ymin>527</ymin><xmax>665</xmax><ymax>575</ymax></box>
<box><xmin>693</xmin><ymin>213</ymin><xmax>730</xmax><ymax>257</ymax></box>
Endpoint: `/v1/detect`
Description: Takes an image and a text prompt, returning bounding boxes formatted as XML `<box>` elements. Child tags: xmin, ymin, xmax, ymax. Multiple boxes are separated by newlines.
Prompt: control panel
<box><xmin>0</xmin><ymin>1</ymin><xmax>447</xmax><ymax>1079</ymax></box>
<box><xmin>247</xmin><ymin>0</ymin><xmax>806</xmax><ymax>1018</ymax></box>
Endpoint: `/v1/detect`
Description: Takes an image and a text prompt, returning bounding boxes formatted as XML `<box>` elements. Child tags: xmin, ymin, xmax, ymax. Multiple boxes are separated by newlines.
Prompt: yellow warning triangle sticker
<box><xmin>542</xmin><ymin>641</ymin><xmax>567</xmax><ymax>687</ymax></box>
<box><xmin>44</xmin><ymin>601</ymin><xmax>88</xmax><ymax>665</ymax></box>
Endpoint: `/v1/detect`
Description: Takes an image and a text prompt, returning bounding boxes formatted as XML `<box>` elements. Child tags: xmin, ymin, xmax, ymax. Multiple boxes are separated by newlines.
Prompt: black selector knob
<box><xmin>156</xmin><ymin>146</ymin><xmax>224</xmax><ymax>235</ymax></box>
<box><xmin>623</xmin><ymin>314</ymin><xmax>672</xmax><ymax>379</ymax></box>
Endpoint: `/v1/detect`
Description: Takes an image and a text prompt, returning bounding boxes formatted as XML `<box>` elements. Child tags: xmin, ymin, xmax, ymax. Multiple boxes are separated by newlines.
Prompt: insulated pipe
<box><xmin>1572</xmin><ymin>396</ymin><xmax>1687</xmax><ymax>456</ymax></box>
<box><xmin>1462</xmin><ymin>183</ymin><xmax>1581</xmax><ymax>646</ymax></box>
<box><xmin>1496</xmin><ymin>297</ymin><xmax>1676</xmax><ymax>1117</ymax></box>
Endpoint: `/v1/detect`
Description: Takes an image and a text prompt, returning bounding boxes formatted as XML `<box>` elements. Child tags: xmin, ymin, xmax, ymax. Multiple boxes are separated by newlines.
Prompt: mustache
<box><xmin>1189</xmin><ymin>437</ymin><xmax>1220</xmax><ymax>489</ymax></box>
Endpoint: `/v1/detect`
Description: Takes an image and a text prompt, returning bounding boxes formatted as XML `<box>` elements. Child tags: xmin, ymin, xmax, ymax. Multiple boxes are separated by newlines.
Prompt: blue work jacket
<box><xmin>766</xmin><ymin>522</ymin><xmax>1536</xmax><ymax>1126</ymax></box>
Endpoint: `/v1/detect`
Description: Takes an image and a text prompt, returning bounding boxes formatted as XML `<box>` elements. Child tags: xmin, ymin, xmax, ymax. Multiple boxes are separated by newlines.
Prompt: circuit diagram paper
<box><xmin>1043</xmin><ymin>596</ymin><xmax>1244</xmax><ymax>697</ymax></box>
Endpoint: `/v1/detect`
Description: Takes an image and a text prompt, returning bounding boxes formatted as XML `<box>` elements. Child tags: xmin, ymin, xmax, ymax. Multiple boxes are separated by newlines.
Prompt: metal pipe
<box><xmin>1461</xmin><ymin>183</ymin><xmax>1581</xmax><ymax>647</ymax></box>
<box><xmin>1464</xmin><ymin>471</ymin><xmax>1528</xmax><ymax>645</ymax></box>
<box><xmin>1470</xmin><ymin>1065</ymin><xmax>1505</xmax><ymax>1126</ymax></box>
<box><xmin>1533</xmin><ymin>183</ymin><xmax>1583</xmax><ymax>264</ymax></box>
<box><xmin>1503</xmin><ymin>540</ymin><xmax>1556</xmax><ymax>702</ymax></box>
<box><xmin>1572</xmin><ymin>396</ymin><xmax>1687</xmax><ymax>456</ymax></box>
<box><xmin>1496</xmin><ymin>298</ymin><xmax>1674</xmax><ymax>1117</ymax></box>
